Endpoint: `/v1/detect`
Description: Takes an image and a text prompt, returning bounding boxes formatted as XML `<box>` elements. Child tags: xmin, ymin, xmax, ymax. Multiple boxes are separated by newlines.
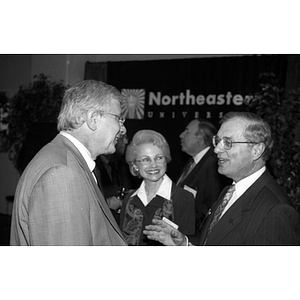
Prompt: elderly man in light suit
<box><xmin>144</xmin><ymin>112</ymin><xmax>300</xmax><ymax>246</ymax></box>
<box><xmin>10</xmin><ymin>80</ymin><xmax>128</xmax><ymax>245</ymax></box>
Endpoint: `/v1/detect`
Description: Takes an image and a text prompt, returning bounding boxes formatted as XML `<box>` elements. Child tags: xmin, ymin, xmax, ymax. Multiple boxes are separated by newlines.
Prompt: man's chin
<box><xmin>218</xmin><ymin>165</ymin><xmax>227</xmax><ymax>175</ymax></box>
<box><xmin>105</xmin><ymin>146</ymin><xmax>116</xmax><ymax>155</ymax></box>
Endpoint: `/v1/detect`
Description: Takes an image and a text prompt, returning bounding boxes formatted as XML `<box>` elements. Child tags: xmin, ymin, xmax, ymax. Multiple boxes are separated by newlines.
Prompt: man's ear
<box><xmin>196</xmin><ymin>130</ymin><xmax>204</xmax><ymax>144</ymax></box>
<box><xmin>86</xmin><ymin>109</ymin><xmax>99</xmax><ymax>131</ymax></box>
<box><xmin>252</xmin><ymin>143</ymin><xmax>266</xmax><ymax>161</ymax></box>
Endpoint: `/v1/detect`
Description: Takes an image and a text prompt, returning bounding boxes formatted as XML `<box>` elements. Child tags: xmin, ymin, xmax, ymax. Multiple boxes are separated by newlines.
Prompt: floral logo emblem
<box><xmin>121</xmin><ymin>89</ymin><xmax>145</xmax><ymax>119</ymax></box>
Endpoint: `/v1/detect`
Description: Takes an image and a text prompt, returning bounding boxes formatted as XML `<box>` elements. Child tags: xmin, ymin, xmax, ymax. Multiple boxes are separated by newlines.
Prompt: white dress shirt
<box><xmin>221</xmin><ymin>166</ymin><xmax>266</xmax><ymax>217</ymax></box>
<box><xmin>193</xmin><ymin>146</ymin><xmax>210</xmax><ymax>164</ymax></box>
<box><xmin>131</xmin><ymin>174</ymin><xmax>172</xmax><ymax>207</ymax></box>
<box><xmin>59</xmin><ymin>131</ymin><xmax>96</xmax><ymax>182</ymax></box>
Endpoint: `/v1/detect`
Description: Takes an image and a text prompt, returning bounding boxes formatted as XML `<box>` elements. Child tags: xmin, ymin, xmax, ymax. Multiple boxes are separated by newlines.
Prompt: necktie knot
<box><xmin>220</xmin><ymin>184</ymin><xmax>235</xmax><ymax>206</ymax></box>
<box><xmin>187</xmin><ymin>158</ymin><xmax>196</xmax><ymax>168</ymax></box>
<box><xmin>93</xmin><ymin>166</ymin><xmax>100</xmax><ymax>176</ymax></box>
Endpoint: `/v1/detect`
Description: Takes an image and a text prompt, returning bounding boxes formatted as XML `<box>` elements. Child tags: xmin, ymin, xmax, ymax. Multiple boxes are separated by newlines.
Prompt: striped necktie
<box><xmin>176</xmin><ymin>158</ymin><xmax>196</xmax><ymax>186</ymax></box>
<box><xmin>206</xmin><ymin>184</ymin><xmax>235</xmax><ymax>236</ymax></box>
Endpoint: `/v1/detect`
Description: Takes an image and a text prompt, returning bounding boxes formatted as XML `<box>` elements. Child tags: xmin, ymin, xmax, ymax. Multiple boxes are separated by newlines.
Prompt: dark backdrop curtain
<box><xmin>84</xmin><ymin>61</ymin><xmax>107</xmax><ymax>82</ymax></box>
<box><xmin>84</xmin><ymin>55</ymin><xmax>288</xmax><ymax>180</ymax></box>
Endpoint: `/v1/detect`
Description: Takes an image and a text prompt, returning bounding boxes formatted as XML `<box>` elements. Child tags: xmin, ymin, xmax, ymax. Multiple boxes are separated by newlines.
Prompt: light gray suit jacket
<box><xmin>10</xmin><ymin>134</ymin><xmax>127</xmax><ymax>246</ymax></box>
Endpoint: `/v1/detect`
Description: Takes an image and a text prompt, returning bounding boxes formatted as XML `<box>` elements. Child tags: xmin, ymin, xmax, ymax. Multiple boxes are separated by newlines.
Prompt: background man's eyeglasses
<box><xmin>135</xmin><ymin>155</ymin><xmax>166</xmax><ymax>166</ymax></box>
<box><xmin>212</xmin><ymin>135</ymin><xmax>259</xmax><ymax>150</ymax></box>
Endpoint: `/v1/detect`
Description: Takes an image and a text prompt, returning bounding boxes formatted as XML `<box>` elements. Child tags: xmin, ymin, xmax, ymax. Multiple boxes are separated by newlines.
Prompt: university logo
<box><xmin>121</xmin><ymin>89</ymin><xmax>145</xmax><ymax>119</ymax></box>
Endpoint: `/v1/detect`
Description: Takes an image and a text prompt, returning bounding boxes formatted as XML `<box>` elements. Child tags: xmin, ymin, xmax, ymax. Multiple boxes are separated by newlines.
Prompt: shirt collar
<box><xmin>131</xmin><ymin>174</ymin><xmax>172</xmax><ymax>206</ymax></box>
<box><xmin>193</xmin><ymin>146</ymin><xmax>210</xmax><ymax>164</ymax></box>
<box><xmin>60</xmin><ymin>131</ymin><xmax>96</xmax><ymax>172</ymax></box>
<box><xmin>234</xmin><ymin>166</ymin><xmax>266</xmax><ymax>199</ymax></box>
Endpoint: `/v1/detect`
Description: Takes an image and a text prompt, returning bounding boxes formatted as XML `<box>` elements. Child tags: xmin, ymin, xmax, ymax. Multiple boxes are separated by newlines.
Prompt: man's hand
<box><xmin>143</xmin><ymin>219</ymin><xmax>187</xmax><ymax>246</ymax></box>
<box><xmin>107</xmin><ymin>196</ymin><xmax>122</xmax><ymax>211</ymax></box>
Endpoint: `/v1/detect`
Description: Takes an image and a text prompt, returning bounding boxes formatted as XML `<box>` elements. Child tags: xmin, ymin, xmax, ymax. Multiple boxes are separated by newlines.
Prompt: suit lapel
<box><xmin>203</xmin><ymin>169</ymin><xmax>273</xmax><ymax>245</ymax></box>
<box><xmin>53</xmin><ymin>134</ymin><xmax>125</xmax><ymax>239</ymax></box>
<box><xmin>206</xmin><ymin>198</ymin><xmax>242</xmax><ymax>244</ymax></box>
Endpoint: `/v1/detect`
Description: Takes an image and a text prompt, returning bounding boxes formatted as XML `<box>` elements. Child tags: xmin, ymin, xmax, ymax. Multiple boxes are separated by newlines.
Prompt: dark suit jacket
<box><xmin>96</xmin><ymin>155</ymin><xmax>141</xmax><ymax>199</ymax></box>
<box><xmin>195</xmin><ymin>169</ymin><xmax>300</xmax><ymax>245</ymax></box>
<box><xmin>96</xmin><ymin>155</ymin><xmax>141</xmax><ymax>224</ymax></box>
<box><xmin>178</xmin><ymin>147</ymin><xmax>229</xmax><ymax>231</ymax></box>
<box><xmin>10</xmin><ymin>134</ymin><xmax>127</xmax><ymax>246</ymax></box>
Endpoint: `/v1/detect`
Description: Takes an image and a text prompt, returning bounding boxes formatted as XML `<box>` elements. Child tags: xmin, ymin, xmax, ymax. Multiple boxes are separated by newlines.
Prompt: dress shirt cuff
<box><xmin>183</xmin><ymin>235</ymin><xmax>193</xmax><ymax>246</ymax></box>
<box><xmin>185</xmin><ymin>236</ymin><xmax>194</xmax><ymax>246</ymax></box>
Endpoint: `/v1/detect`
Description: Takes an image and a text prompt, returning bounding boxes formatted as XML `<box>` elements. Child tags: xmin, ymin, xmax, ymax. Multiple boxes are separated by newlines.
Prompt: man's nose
<box><xmin>214</xmin><ymin>141</ymin><xmax>223</xmax><ymax>154</ymax></box>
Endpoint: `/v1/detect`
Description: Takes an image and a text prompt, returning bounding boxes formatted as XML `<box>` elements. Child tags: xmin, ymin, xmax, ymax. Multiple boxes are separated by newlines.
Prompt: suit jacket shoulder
<box><xmin>10</xmin><ymin>134</ymin><xmax>127</xmax><ymax>246</ymax></box>
<box><xmin>200</xmin><ymin>169</ymin><xmax>300</xmax><ymax>245</ymax></box>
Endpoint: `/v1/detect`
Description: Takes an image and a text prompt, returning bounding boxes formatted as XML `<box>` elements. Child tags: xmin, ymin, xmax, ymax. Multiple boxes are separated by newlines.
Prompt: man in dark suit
<box><xmin>144</xmin><ymin>112</ymin><xmax>300</xmax><ymax>245</ymax></box>
<box><xmin>10</xmin><ymin>80</ymin><xmax>128</xmax><ymax>245</ymax></box>
<box><xmin>176</xmin><ymin>118</ymin><xmax>229</xmax><ymax>231</ymax></box>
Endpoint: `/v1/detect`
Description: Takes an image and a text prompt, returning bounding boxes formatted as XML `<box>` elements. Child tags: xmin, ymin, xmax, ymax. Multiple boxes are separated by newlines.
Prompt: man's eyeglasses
<box><xmin>212</xmin><ymin>135</ymin><xmax>259</xmax><ymax>150</ymax></box>
<box><xmin>135</xmin><ymin>155</ymin><xmax>166</xmax><ymax>166</ymax></box>
<box><xmin>99</xmin><ymin>111</ymin><xmax>126</xmax><ymax>125</ymax></box>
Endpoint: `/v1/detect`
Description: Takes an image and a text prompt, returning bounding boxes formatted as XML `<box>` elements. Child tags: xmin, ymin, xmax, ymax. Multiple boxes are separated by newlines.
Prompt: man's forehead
<box><xmin>219</xmin><ymin>118</ymin><xmax>247</xmax><ymax>135</ymax></box>
<box><xmin>109</xmin><ymin>98</ymin><xmax>121</xmax><ymax>112</ymax></box>
<box><xmin>187</xmin><ymin>120</ymin><xmax>199</xmax><ymax>131</ymax></box>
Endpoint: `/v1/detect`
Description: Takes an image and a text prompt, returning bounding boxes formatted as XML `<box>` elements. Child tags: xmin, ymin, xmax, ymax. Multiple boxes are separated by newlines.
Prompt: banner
<box><xmin>86</xmin><ymin>55</ymin><xmax>288</xmax><ymax>179</ymax></box>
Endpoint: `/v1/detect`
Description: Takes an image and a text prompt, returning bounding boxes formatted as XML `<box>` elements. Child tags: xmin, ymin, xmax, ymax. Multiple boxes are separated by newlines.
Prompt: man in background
<box><xmin>10</xmin><ymin>80</ymin><xmax>127</xmax><ymax>245</ymax></box>
<box><xmin>177</xmin><ymin>118</ymin><xmax>229</xmax><ymax>232</ymax></box>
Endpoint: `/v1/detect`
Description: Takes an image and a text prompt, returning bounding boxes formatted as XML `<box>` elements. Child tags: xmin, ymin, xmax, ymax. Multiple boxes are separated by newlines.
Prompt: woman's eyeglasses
<box><xmin>135</xmin><ymin>155</ymin><xmax>166</xmax><ymax>166</ymax></box>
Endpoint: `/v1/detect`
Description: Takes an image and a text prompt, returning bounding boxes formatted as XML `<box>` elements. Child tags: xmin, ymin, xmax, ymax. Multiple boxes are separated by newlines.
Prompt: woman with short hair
<box><xmin>120</xmin><ymin>129</ymin><xmax>195</xmax><ymax>245</ymax></box>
